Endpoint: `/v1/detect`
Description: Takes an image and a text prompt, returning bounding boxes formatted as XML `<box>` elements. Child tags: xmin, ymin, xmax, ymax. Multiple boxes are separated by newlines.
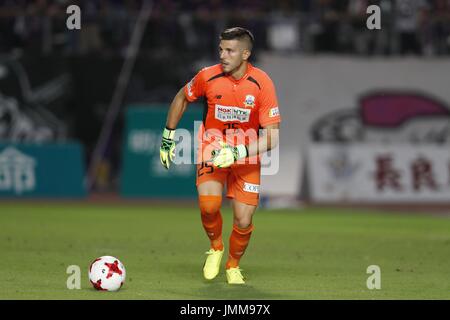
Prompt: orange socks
<box><xmin>226</xmin><ymin>224</ymin><xmax>254</xmax><ymax>269</ymax></box>
<box><xmin>199</xmin><ymin>195</ymin><xmax>254</xmax><ymax>267</ymax></box>
<box><xmin>199</xmin><ymin>195</ymin><xmax>223</xmax><ymax>251</ymax></box>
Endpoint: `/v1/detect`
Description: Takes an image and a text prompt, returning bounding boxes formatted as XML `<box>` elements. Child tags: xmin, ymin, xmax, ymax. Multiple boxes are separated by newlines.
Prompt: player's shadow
<box><xmin>161</xmin><ymin>261</ymin><xmax>290</xmax><ymax>300</ymax></box>
<box><xmin>198</xmin><ymin>281</ymin><xmax>285</xmax><ymax>300</ymax></box>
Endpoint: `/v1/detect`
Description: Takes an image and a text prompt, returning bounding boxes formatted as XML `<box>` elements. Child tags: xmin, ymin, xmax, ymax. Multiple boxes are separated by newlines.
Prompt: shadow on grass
<box><xmin>156</xmin><ymin>262</ymin><xmax>291</xmax><ymax>300</ymax></box>
<box><xmin>198</xmin><ymin>281</ymin><xmax>286</xmax><ymax>300</ymax></box>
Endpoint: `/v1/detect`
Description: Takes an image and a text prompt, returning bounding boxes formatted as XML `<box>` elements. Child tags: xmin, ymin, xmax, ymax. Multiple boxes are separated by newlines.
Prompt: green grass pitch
<box><xmin>1</xmin><ymin>202</ymin><xmax>450</xmax><ymax>299</ymax></box>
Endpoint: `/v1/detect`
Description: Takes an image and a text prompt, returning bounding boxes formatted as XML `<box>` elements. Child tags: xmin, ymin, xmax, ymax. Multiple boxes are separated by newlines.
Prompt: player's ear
<box><xmin>242</xmin><ymin>49</ymin><xmax>251</xmax><ymax>61</ymax></box>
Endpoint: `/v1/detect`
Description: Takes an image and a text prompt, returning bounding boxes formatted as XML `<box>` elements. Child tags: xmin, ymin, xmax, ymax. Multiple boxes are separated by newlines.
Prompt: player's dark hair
<box><xmin>220</xmin><ymin>27</ymin><xmax>254</xmax><ymax>51</ymax></box>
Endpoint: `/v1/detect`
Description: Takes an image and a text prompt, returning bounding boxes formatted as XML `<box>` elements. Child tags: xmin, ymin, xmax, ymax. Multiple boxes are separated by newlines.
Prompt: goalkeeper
<box><xmin>160</xmin><ymin>27</ymin><xmax>281</xmax><ymax>284</ymax></box>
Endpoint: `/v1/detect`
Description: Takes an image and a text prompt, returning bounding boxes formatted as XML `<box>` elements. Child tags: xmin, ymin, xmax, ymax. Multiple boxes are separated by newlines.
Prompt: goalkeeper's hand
<box><xmin>160</xmin><ymin>127</ymin><xmax>176</xmax><ymax>169</ymax></box>
<box><xmin>211</xmin><ymin>141</ymin><xmax>248</xmax><ymax>168</ymax></box>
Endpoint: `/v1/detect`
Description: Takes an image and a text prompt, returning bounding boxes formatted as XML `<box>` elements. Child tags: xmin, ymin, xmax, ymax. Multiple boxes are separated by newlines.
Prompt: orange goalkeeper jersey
<box><xmin>184</xmin><ymin>63</ymin><xmax>281</xmax><ymax>163</ymax></box>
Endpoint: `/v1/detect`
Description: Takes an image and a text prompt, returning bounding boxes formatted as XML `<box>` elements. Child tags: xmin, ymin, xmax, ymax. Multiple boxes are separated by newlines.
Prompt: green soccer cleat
<box><xmin>203</xmin><ymin>248</ymin><xmax>224</xmax><ymax>280</ymax></box>
<box><xmin>226</xmin><ymin>267</ymin><xmax>245</xmax><ymax>284</ymax></box>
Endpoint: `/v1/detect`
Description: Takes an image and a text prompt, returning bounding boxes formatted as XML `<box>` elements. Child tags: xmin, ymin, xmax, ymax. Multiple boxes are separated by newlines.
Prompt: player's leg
<box><xmin>196</xmin><ymin>163</ymin><xmax>228</xmax><ymax>280</ymax></box>
<box><xmin>226</xmin><ymin>199</ymin><xmax>256</xmax><ymax>269</ymax></box>
<box><xmin>197</xmin><ymin>180</ymin><xmax>224</xmax><ymax>251</ymax></box>
<box><xmin>224</xmin><ymin>164</ymin><xmax>260</xmax><ymax>284</ymax></box>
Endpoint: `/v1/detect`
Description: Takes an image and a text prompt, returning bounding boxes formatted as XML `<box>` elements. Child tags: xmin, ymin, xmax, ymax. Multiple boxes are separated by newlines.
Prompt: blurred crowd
<box><xmin>0</xmin><ymin>0</ymin><xmax>449</xmax><ymax>57</ymax></box>
<box><xmin>0</xmin><ymin>0</ymin><xmax>448</xmax><ymax>191</ymax></box>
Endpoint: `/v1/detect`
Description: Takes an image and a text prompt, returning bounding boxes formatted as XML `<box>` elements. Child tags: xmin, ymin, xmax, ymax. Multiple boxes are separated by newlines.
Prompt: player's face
<box><xmin>219</xmin><ymin>40</ymin><xmax>248</xmax><ymax>73</ymax></box>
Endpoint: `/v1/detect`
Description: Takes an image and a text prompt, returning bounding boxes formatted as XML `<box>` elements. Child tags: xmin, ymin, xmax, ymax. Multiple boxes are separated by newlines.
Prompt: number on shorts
<box><xmin>198</xmin><ymin>162</ymin><xmax>214</xmax><ymax>177</ymax></box>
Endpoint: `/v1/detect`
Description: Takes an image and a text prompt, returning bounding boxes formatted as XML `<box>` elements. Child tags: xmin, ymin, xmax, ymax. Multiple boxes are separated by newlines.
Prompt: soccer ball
<box><xmin>88</xmin><ymin>256</ymin><xmax>126</xmax><ymax>291</ymax></box>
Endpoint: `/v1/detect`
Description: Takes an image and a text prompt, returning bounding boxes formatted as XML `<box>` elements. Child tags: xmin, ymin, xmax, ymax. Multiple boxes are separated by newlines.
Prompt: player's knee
<box><xmin>199</xmin><ymin>195</ymin><xmax>222</xmax><ymax>215</ymax></box>
<box><xmin>201</xmin><ymin>203</ymin><xmax>221</xmax><ymax>216</ymax></box>
<box><xmin>234</xmin><ymin>218</ymin><xmax>252</xmax><ymax>229</ymax></box>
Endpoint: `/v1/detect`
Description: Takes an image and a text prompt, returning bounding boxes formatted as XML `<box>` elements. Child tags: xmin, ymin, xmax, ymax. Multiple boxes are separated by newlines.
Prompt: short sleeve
<box><xmin>184</xmin><ymin>69</ymin><xmax>206</xmax><ymax>102</ymax></box>
<box><xmin>258</xmin><ymin>77</ymin><xmax>281</xmax><ymax>127</ymax></box>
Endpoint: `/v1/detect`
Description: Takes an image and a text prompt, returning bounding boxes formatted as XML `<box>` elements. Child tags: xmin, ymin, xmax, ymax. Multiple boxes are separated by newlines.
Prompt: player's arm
<box><xmin>161</xmin><ymin>68</ymin><xmax>206</xmax><ymax>170</ymax></box>
<box><xmin>211</xmin><ymin>123</ymin><xmax>280</xmax><ymax>168</ymax></box>
<box><xmin>246</xmin><ymin>123</ymin><xmax>279</xmax><ymax>157</ymax></box>
<box><xmin>160</xmin><ymin>88</ymin><xmax>189</xmax><ymax>169</ymax></box>
<box><xmin>165</xmin><ymin>87</ymin><xmax>189</xmax><ymax>130</ymax></box>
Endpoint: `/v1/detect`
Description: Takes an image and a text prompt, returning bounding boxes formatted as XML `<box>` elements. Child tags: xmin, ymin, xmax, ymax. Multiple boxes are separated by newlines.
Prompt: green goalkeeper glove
<box><xmin>211</xmin><ymin>141</ymin><xmax>248</xmax><ymax>168</ymax></box>
<box><xmin>160</xmin><ymin>127</ymin><xmax>176</xmax><ymax>169</ymax></box>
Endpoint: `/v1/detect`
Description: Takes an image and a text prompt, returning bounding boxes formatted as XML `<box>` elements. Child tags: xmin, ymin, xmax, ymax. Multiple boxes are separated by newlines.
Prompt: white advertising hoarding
<box><xmin>308</xmin><ymin>144</ymin><xmax>450</xmax><ymax>203</ymax></box>
<box><xmin>257</xmin><ymin>55</ymin><xmax>450</xmax><ymax>200</ymax></box>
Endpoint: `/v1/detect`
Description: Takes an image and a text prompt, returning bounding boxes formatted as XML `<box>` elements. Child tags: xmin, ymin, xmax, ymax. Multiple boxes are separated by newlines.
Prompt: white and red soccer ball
<box><xmin>89</xmin><ymin>256</ymin><xmax>126</xmax><ymax>291</ymax></box>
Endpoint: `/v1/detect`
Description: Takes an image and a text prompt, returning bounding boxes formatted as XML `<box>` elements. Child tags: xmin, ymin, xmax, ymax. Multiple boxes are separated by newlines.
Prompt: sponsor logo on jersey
<box><xmin>269</xmin><ymin>107</ymin><xmax>279</xmax><ymax>117</ymax></box>
<box><xmin>215</xmin><ymin>104</ymin><xmax>251</xmax><ymax>122</ymax></box>
<box><xmin>243</xmin><ymin>182</ymin><xmax>260</xmax><ymax>194</ymax></box>
<box><xmin>244</xmin><ymin>95</ymin><xmax>255</xmax><ymax>108</ymax></box>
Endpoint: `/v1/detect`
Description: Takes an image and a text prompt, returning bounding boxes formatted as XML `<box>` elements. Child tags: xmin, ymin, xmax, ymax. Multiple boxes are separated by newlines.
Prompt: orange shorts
<box><xmin>196</xmin><ymin>163</ymin><xmax>261</xmax><ymax>206</ymax></box>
